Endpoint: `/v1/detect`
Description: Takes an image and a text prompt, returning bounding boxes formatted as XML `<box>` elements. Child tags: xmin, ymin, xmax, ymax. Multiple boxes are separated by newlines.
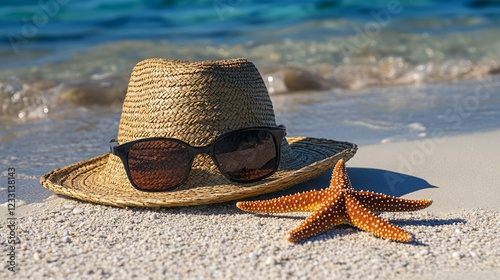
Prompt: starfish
<box><xmin>237</xmin><ymin>159</ymin><xmax>432</xmax><ymax>243</ymax></box>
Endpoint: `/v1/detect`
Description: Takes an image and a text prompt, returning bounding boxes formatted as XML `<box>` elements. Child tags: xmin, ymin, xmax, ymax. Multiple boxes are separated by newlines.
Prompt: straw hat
<box><xmin>41</xmin><ymin>58</ymin><xmax>357</xmax><ymax>207</ymax></box>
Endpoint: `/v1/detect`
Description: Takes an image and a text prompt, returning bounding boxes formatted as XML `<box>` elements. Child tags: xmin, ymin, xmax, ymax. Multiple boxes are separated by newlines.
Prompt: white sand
<box><xmin>1</xmin><ymin>130</ymin><xmax>499</xmax><ymax>279</ymax></box>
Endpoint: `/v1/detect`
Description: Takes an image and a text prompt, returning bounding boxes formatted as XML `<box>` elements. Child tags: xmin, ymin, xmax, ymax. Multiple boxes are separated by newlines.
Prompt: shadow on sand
<box><xmin>253</xmin><ymin>167</ymin><xmax>438</xmax><ymax>201</ymax></box>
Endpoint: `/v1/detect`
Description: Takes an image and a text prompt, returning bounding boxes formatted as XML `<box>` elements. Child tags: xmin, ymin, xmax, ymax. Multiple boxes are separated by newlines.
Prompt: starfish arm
<box><xmin>352</xmin><ymin>191</ymin><xmax>432</xmax><ymax>212</ymax></box>
<box><xmin>287</xmin><ymin>192</ymin><xmax>347</xmax><ymax>243</ymax></box>
<box><xmin>236</xmin><ymin>189</ymin><xmax>329</xmax><ymax>213</ymax></box>
<box><xmin>345</xmin><ymin>195</ymin><xmax>413</xmax><ymax>242</ymax></box>
<box><xmin>329</xmin><ymin>159</ymin><xmax>354</xmax><ymax>190</ymax></box>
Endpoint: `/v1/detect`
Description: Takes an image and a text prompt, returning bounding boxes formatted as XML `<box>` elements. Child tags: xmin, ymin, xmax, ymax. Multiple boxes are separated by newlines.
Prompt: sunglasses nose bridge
<box><xmin>190</xmin><ymin>145</ymin><xmax>212</xmax><ymax>157</ymax></box>
<box><xmin>189</xmin><ymin>144</ymin><xmax>219</xmax><ymax>173</ymax></box>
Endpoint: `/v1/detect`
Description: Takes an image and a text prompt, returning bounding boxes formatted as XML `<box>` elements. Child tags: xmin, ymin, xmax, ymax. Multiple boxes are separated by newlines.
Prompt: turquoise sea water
<box><xmin>0</xmin><ymin>0</ymin><xmax>500</xmax><ymax>189</ymax></box>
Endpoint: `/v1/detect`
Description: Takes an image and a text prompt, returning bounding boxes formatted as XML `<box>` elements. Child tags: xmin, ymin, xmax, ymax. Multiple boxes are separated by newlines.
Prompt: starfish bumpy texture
<box><xmin>236</xmin><ymin>159</ymin><xmax>432</xmax><ymax>243</ymax></box>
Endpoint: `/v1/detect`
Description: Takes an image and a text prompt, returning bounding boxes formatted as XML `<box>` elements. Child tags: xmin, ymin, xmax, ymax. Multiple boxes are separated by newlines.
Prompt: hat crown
<box><xmin>118</xmin><ymin>58</ymin><xmax>276</xmax><ymax>146</ymax></box>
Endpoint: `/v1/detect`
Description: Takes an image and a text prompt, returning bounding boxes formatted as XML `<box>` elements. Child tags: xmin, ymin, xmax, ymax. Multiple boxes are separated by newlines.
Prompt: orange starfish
<box><xmin>236</xmin><ymin>159</ymin><xmax>432</xmax><ymax>243</ymax></box>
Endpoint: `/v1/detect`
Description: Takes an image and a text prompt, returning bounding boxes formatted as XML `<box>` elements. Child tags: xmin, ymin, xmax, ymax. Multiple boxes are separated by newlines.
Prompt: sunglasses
<box><xmin>110</xmin><ymin>125</ymin><xmax>286</xmax><ymax>192</ymax></box>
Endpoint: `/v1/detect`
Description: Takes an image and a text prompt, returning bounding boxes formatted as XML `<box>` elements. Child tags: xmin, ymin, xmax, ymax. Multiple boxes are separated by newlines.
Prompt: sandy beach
<box><xmin>2</xmin><ymin>1</ymin><xmax>500</xmax><ymax>279</ymax></box>
<box><xmin>1</xmin><ymin>129</ymin><xmax>498</xmax><ymax>279</ymax></box>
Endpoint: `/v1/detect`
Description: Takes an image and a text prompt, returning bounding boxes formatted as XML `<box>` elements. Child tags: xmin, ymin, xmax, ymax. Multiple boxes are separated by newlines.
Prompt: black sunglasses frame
<box><xmin>109</xmin><ymin>125</ymin><xmax>286</xmax><ymax>192</ymax></box>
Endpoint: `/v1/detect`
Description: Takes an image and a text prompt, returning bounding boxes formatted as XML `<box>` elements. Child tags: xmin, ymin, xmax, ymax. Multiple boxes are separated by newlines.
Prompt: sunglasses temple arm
<box><xmin>109</xmin><ymin>139</ymin><xmax>119</xmax><ymax>154</ymax></box>
<box><xmin>278</xmin><ymin>124</ymin><xmax>287</xmax><ymax>137</ymax></box>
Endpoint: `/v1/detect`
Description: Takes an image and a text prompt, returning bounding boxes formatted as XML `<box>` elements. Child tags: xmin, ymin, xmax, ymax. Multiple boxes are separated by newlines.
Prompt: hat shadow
<box><xmin>255</xmin><ymin>167</ymin><xmax>438</xmax><ymax>200</ymax></box>
<box><xmin>346</xmin><ymin>167</ymin><xmax>438</xmax><ymax>196</ymax></box>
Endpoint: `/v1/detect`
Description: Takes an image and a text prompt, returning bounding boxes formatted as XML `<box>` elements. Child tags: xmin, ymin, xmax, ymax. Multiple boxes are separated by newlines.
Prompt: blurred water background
<box><xmin>0</xmin><ymin>0</ymin><xmax>499</xmax><ymax>190</ymax></box>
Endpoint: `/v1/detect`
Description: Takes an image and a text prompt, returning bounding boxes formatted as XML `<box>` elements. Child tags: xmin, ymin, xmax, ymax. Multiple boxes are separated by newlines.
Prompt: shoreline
<box><xmin>1</xmin><ymin>129</ymin><xmax>499</xmax><ymax>279</ymax></box>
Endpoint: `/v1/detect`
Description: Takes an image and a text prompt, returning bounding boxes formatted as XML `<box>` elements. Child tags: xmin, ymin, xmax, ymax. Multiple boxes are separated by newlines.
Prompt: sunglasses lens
<box><xmin>127</xmin><ymin>139</ymin><xmax>190</xmax><ymax>191</ymax></box>
<box><xmin>214</xmin><ymin>130</ymin><xmax>278</xmax><ymax>182</ymax></box>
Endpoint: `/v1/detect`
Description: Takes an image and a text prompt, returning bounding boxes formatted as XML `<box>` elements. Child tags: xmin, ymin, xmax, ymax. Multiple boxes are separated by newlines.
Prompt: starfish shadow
<box><xmin>392</xmin><ymin>217</ymin><xmax>466</xmax><ymax>246</ymax></box>
<box><xmin>245</xmin><ymin>214</ymin><xmax>466</xmax><ymax>245</ymax></box>
<box><xmin>390</xmin><ymin>218</ymin><xmax>466</xmax><ymax>227</ymax></box>
<box><xmin>251</xmin><ymin>213</ymin><xmax>306</xmax><ymax>220</ymax></box>
<box><xmin>297</xmin><ymin>218</ymin><xmax>467</xmax><ymax>245</ymax></box>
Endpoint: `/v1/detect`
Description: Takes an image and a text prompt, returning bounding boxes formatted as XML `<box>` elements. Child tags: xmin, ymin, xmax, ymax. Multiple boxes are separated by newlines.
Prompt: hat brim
<box><xmin>40</xmin><ymin>136</ymin><xmax>357</xmax><ymax>207</ymax></box>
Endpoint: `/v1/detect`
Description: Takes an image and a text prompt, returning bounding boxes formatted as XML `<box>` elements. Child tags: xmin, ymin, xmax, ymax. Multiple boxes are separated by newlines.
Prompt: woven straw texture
<box><xmin>40</xmin><ymin>58</ymin><xmax>357</xmax><ymax>207</ymax></box>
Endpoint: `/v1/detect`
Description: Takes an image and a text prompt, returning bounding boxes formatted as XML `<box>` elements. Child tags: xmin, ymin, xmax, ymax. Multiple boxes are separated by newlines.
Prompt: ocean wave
<box><xmin>1</xmin><ymin>55</ymin><xmax>499</xmax><ymax>122</ymax></box>
<box><xmin>1</xmin><ymin>24</ymin><xmax>499</xmax><ymax>121</ymax></box>
<box><xmin>0</xmin><ymin>77</ymin><xmax>52</xmax><ymax>121</ymax></box>
<box><xmin>263</xmin><ymin>57</ymin><xmax>500</xmax><ymax>93</ymax></box>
